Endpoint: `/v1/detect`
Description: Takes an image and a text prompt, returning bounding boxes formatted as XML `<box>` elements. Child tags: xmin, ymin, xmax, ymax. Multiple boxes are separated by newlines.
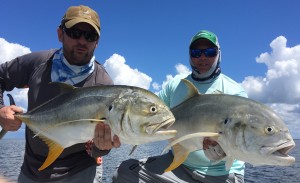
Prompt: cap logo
<box><xmin>79</xmin><ymin>10</ymin><xmax>91</xmax><ymax>18</ymax></box>
<box><xmin>198</xmin><ymin>32</ymin><xmax>208</xmax><ymax>36</ymax></box>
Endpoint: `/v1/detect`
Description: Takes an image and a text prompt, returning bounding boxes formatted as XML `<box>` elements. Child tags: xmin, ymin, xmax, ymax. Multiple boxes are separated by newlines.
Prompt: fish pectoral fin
<box><xmin>162</xmin><ymin>132</ymin><xmax>220</xmax><ymax>154</ymax></box>
<box><xmin>38</xmin><ymin>138</ymin><xmax>64</xmax><ymax>171</ymax></box>
<box><xmin>0</xmin><ymin>129</ymin><xmax>7</xmax><ymax>140</ymax></box>
<box><xmin>164</xmin><ymin>143</ymin><xmax>190</xmax><ymax>172</ymax></box>
<box><xmin>129</xmin><ymin>145</ymin><xmax>138</xmax><ymax>155</ymax></box>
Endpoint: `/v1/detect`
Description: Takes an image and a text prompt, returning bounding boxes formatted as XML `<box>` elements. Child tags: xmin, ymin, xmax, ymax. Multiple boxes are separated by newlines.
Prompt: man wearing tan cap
<box><xmin>0</xmin><ymin>5</ymin><xmax>120</xmax><ymax>183</ymax></box>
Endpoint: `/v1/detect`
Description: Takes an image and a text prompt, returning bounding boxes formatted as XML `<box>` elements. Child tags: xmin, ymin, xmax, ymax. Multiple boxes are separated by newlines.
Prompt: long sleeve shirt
<box><xmin>0</xmin><ymin>49</ymin><xmax>113</xmax><ymax>181</ymax></box>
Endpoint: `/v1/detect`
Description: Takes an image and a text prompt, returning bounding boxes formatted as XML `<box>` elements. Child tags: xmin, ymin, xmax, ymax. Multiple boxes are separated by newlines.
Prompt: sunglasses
<box><xmin>62</xmin><ymin>27</ymin><xmax>99</xmax><ymax>42</ymax></box>
<box><xmin>190</xmin><ymin>48</ymin><xmax>218</xmax><ymax>58</ymax></box>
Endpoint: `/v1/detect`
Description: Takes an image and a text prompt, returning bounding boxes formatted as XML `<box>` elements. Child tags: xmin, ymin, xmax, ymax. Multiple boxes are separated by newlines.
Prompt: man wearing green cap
<box><xmin>0</xmin><ymin>5</ymin><xmax>120</xmax><ymax>183</ymax></box>
<box><xmin>113</xmin><ymin>30</ymin><xmax>247</xmax><ymax>183</ymax></box>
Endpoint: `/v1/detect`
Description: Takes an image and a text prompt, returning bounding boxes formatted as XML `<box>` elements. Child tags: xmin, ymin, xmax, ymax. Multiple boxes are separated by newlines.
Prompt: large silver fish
<box><xmin>163</xmin><ymin>79</ymin><xmax>295</xmax><ymax>172</ymax></box>
<box><xmin>1</xmin><ymin>83</ymin><xmax>176</xmax><ymax>171</ymax></box>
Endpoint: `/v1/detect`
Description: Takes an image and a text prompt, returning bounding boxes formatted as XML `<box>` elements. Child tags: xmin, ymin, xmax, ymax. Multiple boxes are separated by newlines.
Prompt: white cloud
<box><xmin>0</xmin><ymin>38</ymin><xmax>31</xmax><ymax>64</ymax></box>
<box><xmin>241</xmin><ymin>36</ymin><xmax>300</xmax><ymax>139</ymax></box>
<box><xmin>175</xmin><ymin>63</ymin><xmax>191</xmax><ymax>75</ymax></box>
<box><xmin>104</xmin><ymin>54</ymin><xmax>152</xmax><ymax>89</ymax></box>
<box><xmin>4</xmin><ymin>89</ymin><xmax>28</xmax><ymax>111</ymax></box>
<box><xmin>152</xmin><ymin>63</ymin><xmax>191</xmax><ymax>93</ymax></box>
<box><xmin>242</xmin><ymin>36</ymin><xmax>300</xmax><ymax>104</ymax></box>
<box><xmin>267</xmin><ymin>103</ymin><xmax>300</xmax><ymax>139</ymax></box>
<box><xmin>0</xmin><ymin>38</ymin><xmax>30</xmax><ymax>139</ymax></box>
<box><xmin>0</xmin><ymin>38</ymin><xmax>31</xmax><ymax>110</ymax></box>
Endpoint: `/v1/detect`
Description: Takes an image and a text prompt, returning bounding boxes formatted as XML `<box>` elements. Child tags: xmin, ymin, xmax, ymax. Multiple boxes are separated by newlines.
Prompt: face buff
<box><xmin>51</xmin><ymin>48</ymin><xmax>95</xmax><ymax>85</ymax></box>
<box><xmin>189</xmin><ymin>53</ymin><xmax>221</xmax><ymax>81</ymax></box>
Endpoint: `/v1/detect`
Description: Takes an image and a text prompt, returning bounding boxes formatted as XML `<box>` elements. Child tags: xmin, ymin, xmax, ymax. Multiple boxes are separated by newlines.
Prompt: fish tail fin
<box><xmin>0</xmin><ymin>129</ymin><xmax>7</xmax><ymax>140</ymax></box>
<box><xmin>7</xmin><ymin>93</ymin><xmax>31</xmax><ymax>124</ymax></box>
<box><xmin>38</xmin><ymin>138</ymin><xmax>64</xmax><ymax>171</ymax></box>
<box><xmin>164</xmin><ymin>143</ymin><xmax>190</xmax><ymax>172</ymax></box>
<box><xmin>7</xmin><ymin>93</ymin><xmax>16</xmax><ymax>106</ymax></box>
<box><xmin>129</xmin><ymin>145</ymin><xmax>138</xmax><ymax>155</ymax></box>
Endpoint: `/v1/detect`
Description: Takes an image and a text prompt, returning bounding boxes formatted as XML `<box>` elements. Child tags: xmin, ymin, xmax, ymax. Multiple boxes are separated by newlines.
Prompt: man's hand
<box><xmin>0</xmin><ymin>106</ymin><xmax>23</xmax><ymax>131</ymax></box>
<box><xmin>203</xmin><ymin>137</ymin><xmax>226</xmax><ymax>161</ymax></box>
<box><xmin>93</xmin><ymin>123</ymin><xmax>121</xmax><ymax>150</ymax></box>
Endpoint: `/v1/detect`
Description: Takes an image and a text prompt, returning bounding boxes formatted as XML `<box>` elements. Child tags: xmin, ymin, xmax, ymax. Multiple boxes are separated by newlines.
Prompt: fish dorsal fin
<box><xmin>164</xmin><ymin>143</ymin><xmax>190</xmax><ymax>172</ymax></box>
<box><xmin>181</xmin><ymin>79</ymin><xmax>200</xmax><ymax>102</ymax></box>
<box><xmin>38</xmin><ymin>136</ymin><xmax>64</xmax><ymax>171</ymax></box>
<box><xmin>49</xmin><ymin>82</ymin><xmax>76</xmax><ymax>94</ymax></box>
<box><xmin>23</xmin><ymin>82</ymin><xmax>76</xmax><ymax>115</ymax></box>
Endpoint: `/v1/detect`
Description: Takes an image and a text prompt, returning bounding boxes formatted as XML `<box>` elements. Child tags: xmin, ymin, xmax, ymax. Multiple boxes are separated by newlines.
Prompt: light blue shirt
<box><xmin>158</xmin><ymin>73</ymin><xmax>248</xmax><ymax>176</ymax></box>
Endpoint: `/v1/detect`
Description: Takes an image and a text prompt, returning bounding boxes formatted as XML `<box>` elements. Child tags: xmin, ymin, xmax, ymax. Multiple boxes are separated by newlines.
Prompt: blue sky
<box><xmin>0</xmin><ymin>0</ymin><xmax>300</xmax><ymax>139</ymax></box>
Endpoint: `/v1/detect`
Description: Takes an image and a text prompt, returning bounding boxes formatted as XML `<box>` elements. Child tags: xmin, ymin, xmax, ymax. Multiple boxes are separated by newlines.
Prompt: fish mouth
<box><xmin>270</xmin><ymin>141</ymin><xmax>295</xmax><ymax>157</ymax></box>
<box><xmin>262</xmin><ymin>140</ymin><xmax>296</xmax><ymax>164</ymax></box>
<box><xmin>145</xmin><ymin>118</ymin><xmax>176</xmax><ymax>135</ymax></box>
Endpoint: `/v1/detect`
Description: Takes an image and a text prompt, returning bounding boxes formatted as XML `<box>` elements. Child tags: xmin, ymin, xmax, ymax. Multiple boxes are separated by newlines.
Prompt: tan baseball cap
<box><xmin>62</xmin><ymin>5</ymin><xmax>100</xmax><ymax>36</ymax></box>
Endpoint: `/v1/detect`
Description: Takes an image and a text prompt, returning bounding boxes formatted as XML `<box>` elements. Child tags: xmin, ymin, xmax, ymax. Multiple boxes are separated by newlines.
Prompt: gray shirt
<box><xmin>0</xmin><ymin>49</ymin><xmax>113</xmax><ymax>181</ymax></box>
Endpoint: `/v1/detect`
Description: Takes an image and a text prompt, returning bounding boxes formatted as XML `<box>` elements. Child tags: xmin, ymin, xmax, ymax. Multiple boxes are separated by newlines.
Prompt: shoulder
<box><xmin>92</xmin><ymin>61</ymin><xmax>114</xmax><ymax>85</ymax></box>
<box><xmin>21</xmin><ymin>49</ymin><xmax>57</xmax><ymax>60</ymax></box>
<box><xmin>18</xmin><ymin>49</ymin><xmax>57</xmax><ymax>67</ymax></box>
<box><xmin>94</xmin><ymin>61</ymin><xmax>110</xmax><ymax>76</ymax></box>
<box><xmin>218</xmin><ymin>74</ymin><xmax>248</xmax><ymax>97</ymax></box>
<box><xmin>168</xmin><ymin>74</ymin><xmax>190</xmax><ymax>88</ymax></box>
<box><xmin>94</xmin><ymin>61</ymin><xmax>106</xmax><ymax>70</ymax></box>
<box><xmin>158</xmin><ymin>74</ymin><xmax>190</xmax><ymax>107</ymax></box>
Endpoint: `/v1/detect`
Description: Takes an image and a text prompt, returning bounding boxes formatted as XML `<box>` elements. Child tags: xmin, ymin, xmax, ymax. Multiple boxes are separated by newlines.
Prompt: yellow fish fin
<box><xmin>164</xmin><ymin>143</ymin><xmax>190</xmax><ymax>172</ymax></box>
<box><xmin>38</xmin><ymin>138</ymin><xmax>64</xmax><ymax>171</ymax></box>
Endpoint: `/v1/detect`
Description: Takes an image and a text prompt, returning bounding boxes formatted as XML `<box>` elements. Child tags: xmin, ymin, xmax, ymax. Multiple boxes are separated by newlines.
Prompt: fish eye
<box><xmin>149</xmin><ymin>105</ymin><xmax>157</xmax><ymax>113</ymax></box>
<box><xmin>265</xmin><ymin>126</ymin><xmax>275</xmax><ymax>135</ymax></box>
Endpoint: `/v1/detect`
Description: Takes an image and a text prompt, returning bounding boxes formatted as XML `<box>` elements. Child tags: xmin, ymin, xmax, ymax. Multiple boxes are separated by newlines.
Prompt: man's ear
<box><xmin>57</xmin><ymin>27</ymin><xmax>64</xmax><ymax>42</ymax></box>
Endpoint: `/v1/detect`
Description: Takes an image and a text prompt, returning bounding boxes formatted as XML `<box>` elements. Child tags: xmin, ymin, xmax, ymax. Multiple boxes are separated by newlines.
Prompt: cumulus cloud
<box><xmin>242</xmin><ymin>36</ymin><xmax>300</xmax><ymax>104</ymax></box>
<box><xmin>268</xmin><ymin>103</ymin><xmax>300</xmax><ymax>139</ymax></box>
<box><xmin>104</xmin><ymin>54</ymin><xmax>152</xmax><ymax>89</ymax></box>
<box><xmin>152</xmin><ymin>63</ymin><xmax>191</xmax><ymax>93</ymax></box>
<box><xmin>241</xmin><ymin>36</ymin><xmax>300</xmax><ymax>138</ymax></box>
<box><xmin>0</xmin><ymin>38</ymin><xmax>30</xmax><ymax>138</ymax></box>
<box><xmin>0</xmin><ymin>38</ymin><xmax>30</xmax><ymax>109</ymax></box>
<box><xmin>0</xmin><ymin>38</ymin><xmax>31</xmax><ymax>64</ymax></box>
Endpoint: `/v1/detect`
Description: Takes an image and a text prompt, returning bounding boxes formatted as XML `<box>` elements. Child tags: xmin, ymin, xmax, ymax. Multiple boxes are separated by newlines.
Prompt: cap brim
<box><xmin>65</xmin><ymin>18</ymin><xmax>100</xmax><ymax>36</ymax></box>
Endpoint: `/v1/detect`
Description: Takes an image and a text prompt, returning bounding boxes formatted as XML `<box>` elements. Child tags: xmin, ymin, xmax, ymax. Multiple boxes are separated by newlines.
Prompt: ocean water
<box><xmin>0</xmin><ymin>139</ymin><xmax>299</xmax><ymax>183</ymax></box>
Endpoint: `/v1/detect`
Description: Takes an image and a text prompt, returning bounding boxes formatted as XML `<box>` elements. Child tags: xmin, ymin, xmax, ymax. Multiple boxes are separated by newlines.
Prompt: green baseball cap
<box><xmin>190</xmin><ymin>30</ymin><xmax>219</xmax><ymax>48</ymax></box>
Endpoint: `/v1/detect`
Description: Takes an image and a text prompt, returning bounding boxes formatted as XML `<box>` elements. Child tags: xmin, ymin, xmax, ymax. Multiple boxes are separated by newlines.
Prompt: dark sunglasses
<box><xmin>62</xmin><ymin>27</ymin><xmax>99</xmax><ymax>42</ymax></box>
<box><xmin>190</xmin><ymin>48</ymin><xmax>218</xmax><ymax>58</ymax></box>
